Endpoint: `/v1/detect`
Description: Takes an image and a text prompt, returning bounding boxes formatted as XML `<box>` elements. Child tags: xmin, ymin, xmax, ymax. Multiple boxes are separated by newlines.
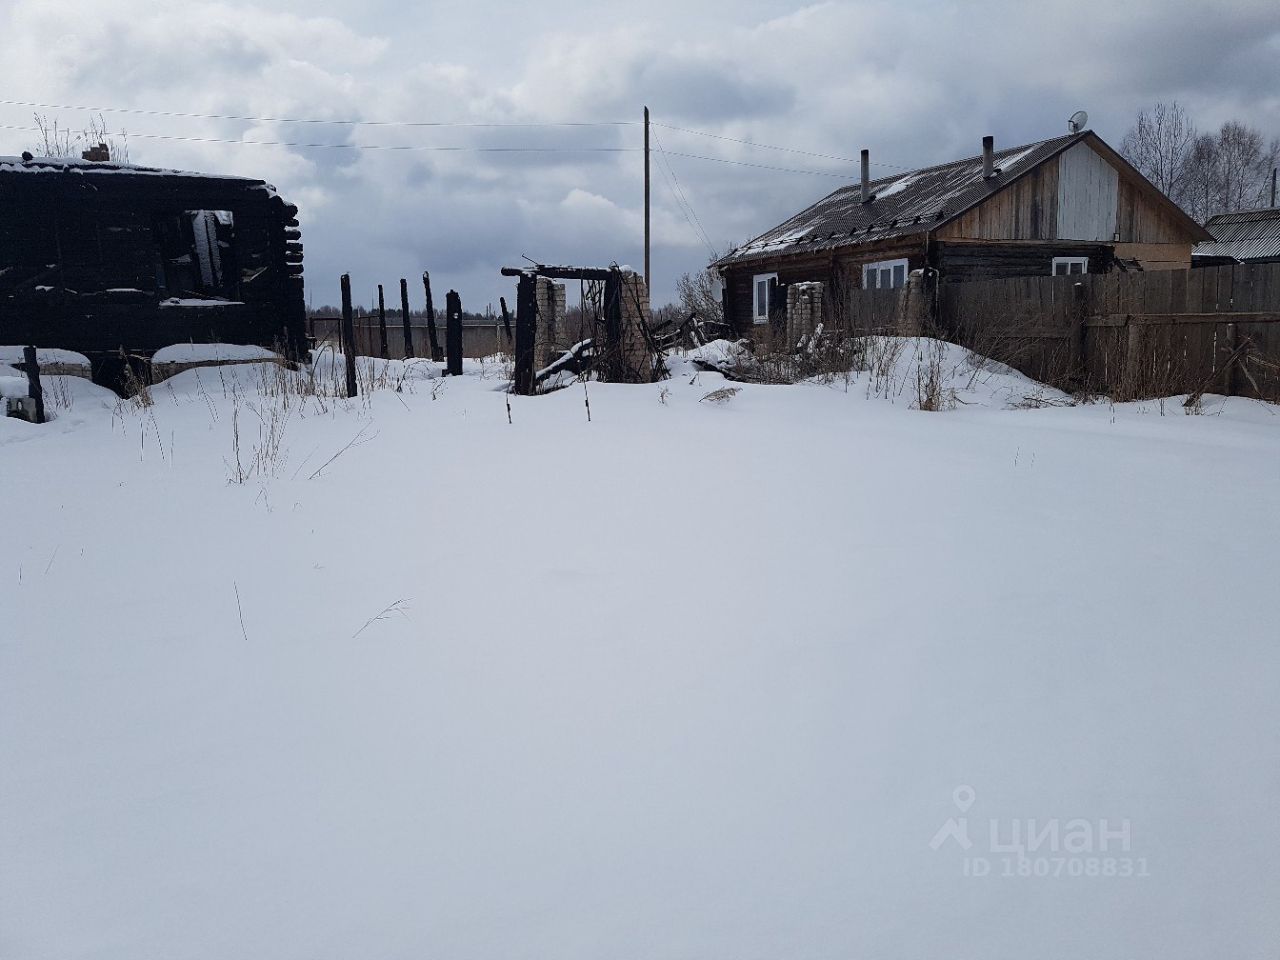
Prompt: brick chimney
<box><xmin>81</xmin><ymin>143</ymin><xmax>110</xmax><ymax>162</ymax></box>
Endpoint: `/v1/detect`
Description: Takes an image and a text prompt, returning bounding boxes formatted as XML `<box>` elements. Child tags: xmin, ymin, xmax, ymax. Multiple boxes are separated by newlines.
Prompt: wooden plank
<box><xmin>1088</xmin><ymin>312</ymin><xmax>1280</xmax><ymax>326</ymax></box>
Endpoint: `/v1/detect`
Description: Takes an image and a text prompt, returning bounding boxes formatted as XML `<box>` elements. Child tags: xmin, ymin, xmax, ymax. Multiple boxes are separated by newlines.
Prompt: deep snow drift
<box><xmin>2</xmin><ymin>340</ymin><xmax>1278</xmax><ymax>959</ymax></box>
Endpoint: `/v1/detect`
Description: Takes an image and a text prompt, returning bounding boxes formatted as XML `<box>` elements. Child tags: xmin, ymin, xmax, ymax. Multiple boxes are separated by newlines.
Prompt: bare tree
<box><xmin>1123</xmin><ymin>102</ymin><xmax>1279</xmax><ymax>221</ymax></box>
<box><xmin>675</xmin><ymin>253</ymin><xmax>731</xmax><ymax>323</ymax></box>
<box><xmin>1218</xmin><ymin>121</ymin><xmax>1278</xmax><ymax>210</ymax></box>
<box><xmin>1121</xmin><ymin>101</ymin><xmax>1197</xmax><ymax>202</ymax></box>
<box><xmin>1182</xmin><ymin>134</ymin><xmax>1222</xmax><ymax>224</ymax></box>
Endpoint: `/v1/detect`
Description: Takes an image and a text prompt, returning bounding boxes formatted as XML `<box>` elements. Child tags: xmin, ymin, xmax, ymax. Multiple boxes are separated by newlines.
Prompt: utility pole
<box><xmin>644</xmin><ymin>105</ymin><xmax>651</xmax><ymax>293</ymax></box>
<box><xmin>1271</xmin><ymin>167</ymin><xmax>1277</xmax><ymax>208</ymax></box>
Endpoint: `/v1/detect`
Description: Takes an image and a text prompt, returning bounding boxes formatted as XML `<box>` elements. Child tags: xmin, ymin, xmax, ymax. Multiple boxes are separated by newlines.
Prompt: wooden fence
<box><xmin>308</xmin><ymin>317</ymin><xmax>511</xmax><ymax>360</ymax></box>
<box><xmin>842</xmin><ymin>262</ymin><xmax>1280</xmax><ymax>402</ymax></box>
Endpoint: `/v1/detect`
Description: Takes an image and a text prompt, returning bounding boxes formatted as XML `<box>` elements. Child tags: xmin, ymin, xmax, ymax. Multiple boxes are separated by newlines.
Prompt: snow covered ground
<box><xmin>2</xmin><ymin>340</ymin><xmax>1278</xmax><ymax>959</ymax></box>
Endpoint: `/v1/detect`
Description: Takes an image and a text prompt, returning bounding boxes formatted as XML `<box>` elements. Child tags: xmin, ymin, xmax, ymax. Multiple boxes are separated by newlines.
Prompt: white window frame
<box><xmin>1051</xmin><ymin>256</ymin><xmax>1089</xmax><ymax>277</ymax></box>
<box><xmin>752</xmin><ymin>272</ymin><xmax>778</xmax><ymax>323</ymax></box>
<box><xmin>862</xmin><ymin>258</ymin><xmax>909</xmax><ymax>290</ymax></box>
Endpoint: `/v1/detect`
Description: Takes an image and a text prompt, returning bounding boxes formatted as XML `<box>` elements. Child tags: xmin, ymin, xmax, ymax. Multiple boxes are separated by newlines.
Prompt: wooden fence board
<box><xmin>839</xmin><ymin>261</ymin><xmax>1280</xmax><ymax>401</ymax></box>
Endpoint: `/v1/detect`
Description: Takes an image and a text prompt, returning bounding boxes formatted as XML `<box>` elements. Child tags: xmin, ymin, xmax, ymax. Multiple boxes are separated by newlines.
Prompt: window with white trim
<box><xmin>863</xmin><ymin>258</ymin><xmax>909</xmax><ymax>290</ymax></box>
<box><xmin>752</xmin><ymin>272</ymin><xmax>777</xmax><ymax>323</ymax></box>
<box><xmin>1051</xmin><ymin>256</ymin><xmax>1089</xmax><ymax>276</ymax></box>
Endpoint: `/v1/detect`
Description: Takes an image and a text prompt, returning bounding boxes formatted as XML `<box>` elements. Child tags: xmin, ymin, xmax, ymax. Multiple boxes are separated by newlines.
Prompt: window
<box><xmin>1052</xmin><ymin>256</ymin><xmax>1088</xmax><ymax>277</ymax></box>
<box><xmin>152</xmin><ymin>209</ymin><xmax>236</xmax><ymax>295</ymax></box>
<box><xmin>863</xmin><ymin>258</ymin><xmax>909</xmax><ymax>290</ymax></box>
<box><xmin>753</xmin><ymin>272</ymin><xmax>777</xmax><ymax>323</ymax></box>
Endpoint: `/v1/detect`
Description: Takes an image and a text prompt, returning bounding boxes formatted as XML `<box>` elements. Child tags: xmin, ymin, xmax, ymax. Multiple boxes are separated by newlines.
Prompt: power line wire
<box><xmin>1</xmin><ymin>96</ymin><xmax>910</xmax><ymax>171</ymax></box>
<box><xmin>0</xmin><ymin>97</ymin><xmax>636</xmax><ymax>129</ymax></box>
<box><xmin>1</xmin><ymin>97</ymin><xmax>908</xmax><ymax>176</ymax></box>
<box><xmin>650</xmin><ymin>127</ymin><xmax>716</xmax><ymax>257</ymax></box>
<box><xmin>3</xmin><ymin>122</ymin><xmax>856</xmax><ymax>176</ymax></box>
<box><xmin>0</xmin><ymin>123</ymin><xmax>638</xmax><ymax>153</ymax></box>
<box><xmin>653</xmin><ymin>146</ymin><xmax>716</xmax><ymax>259</ymax></box>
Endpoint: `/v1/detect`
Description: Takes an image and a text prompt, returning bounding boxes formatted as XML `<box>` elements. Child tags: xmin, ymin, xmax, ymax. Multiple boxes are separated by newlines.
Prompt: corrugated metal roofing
<box><xmin>1195</xmin><ymin>207</ymin><xmax>1280</xmax><ymax>262</ymax></box>
<box><xmin>715</xmin><ymin>133</ymin><xmax>1088</xmax><ymax>268</ymax></box>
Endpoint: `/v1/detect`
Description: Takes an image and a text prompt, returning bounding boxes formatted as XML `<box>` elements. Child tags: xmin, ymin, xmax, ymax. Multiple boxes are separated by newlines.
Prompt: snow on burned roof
<box><xmin>0</xmin><ymin>154</ymin><xmax>277</xmax><ymax>193</ymax></box>
<box><xmin>716</xmin><ymin>133</ymin><xmax>1085</xmax><ymax>267</ymax></box>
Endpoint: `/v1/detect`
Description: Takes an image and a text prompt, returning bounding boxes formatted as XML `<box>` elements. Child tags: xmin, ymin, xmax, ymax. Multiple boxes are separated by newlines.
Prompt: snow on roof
<box><xmin>716</xmin><ymin>133</ymin><xmax>1087</xmax><ymax>267</ymax></box>
<box><xmin>0</xmin><ymin>154</ymin><xmax>278</xmax><ymax>194</ymax></box>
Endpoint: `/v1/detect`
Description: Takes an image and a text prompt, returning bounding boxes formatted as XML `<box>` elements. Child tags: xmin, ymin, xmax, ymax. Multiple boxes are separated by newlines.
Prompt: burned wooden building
<box><xmin>714</xmin><ymin>130</ymin><xmax>1212</xmax><ymax>337</ymax></box>
<box><xmin>0</xmin><ymin>152</ymin><xmax>306</xmax><ymax>383</ymax></box>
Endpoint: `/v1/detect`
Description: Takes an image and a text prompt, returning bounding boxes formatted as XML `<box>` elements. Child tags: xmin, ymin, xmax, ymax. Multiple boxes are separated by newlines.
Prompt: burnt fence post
<box><xmin>445</xmin><ymin>290</ymin><xmax>464</xmax><ymax>377</ymax></box>
<box><xmin>499</xmin><ymin>296</ymin><xmax>514</xmax><ymax>346</ymax></box>
<box><xmin>423</xmin><ymin>272</ymin><xmax>443</xmax><ymax>362</ymax></box>
<box><xmin>340</xmin><ymin>273</ymin><xmax>358</xmax><ymax>398</ymax></box>
<box><xmin>513</xmin><ymin>273</ymin><xmax>538</xmax><ymax>394</ymax></box>
<box><xmin>21</xmin><ymin>346</ymin><xmax>45</xmax><ymax>424</ymax></box>
<box><xmin>377</xmin><ymin>283</ymin><xmax>389</xmax><ymax>360</ymax></box>
<box><xmin>400</xmin><ymin>278</ymin><xmax>414</xmax><ymax>359</ymax></box>
<box><xmin>599</xmin><ymin>269</ymin><xmax>623</xmax><ymax>381</ymax></box>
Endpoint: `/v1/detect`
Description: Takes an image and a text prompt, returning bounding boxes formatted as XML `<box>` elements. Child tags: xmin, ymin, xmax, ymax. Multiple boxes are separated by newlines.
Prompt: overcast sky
<box><xmin>2</xmin><ymin>0</ymin><xmax>1278</xmax><ymax>309</ymax></box>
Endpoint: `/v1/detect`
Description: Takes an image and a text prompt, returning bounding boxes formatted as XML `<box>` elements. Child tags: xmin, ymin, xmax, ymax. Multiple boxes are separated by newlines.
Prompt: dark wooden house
<box><xmin>0</xmin><ymin>152</ymin><xmax>306</xmax><ymax>383</ymax></box>
<box><xmin>714</xmin><ymin>130</ymin><xmax>1212</xmax><ymax>335</ymax></box>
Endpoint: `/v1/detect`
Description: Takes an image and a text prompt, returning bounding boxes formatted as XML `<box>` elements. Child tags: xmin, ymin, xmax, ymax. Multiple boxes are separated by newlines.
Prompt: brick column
<box><xmin>533</xmin><ymin>278</ymin><xmax>567</xmax><ymax>365</ymax></box>
<box><xmin>897</xmin><ymin>270</ymin><xmax>930</xmax><ymax>337</ymax></box>
<box><xmin>786</xmin><ymin>281</ymin><xmax>824</xmax><ymax>347</ymax></box>
<box><xmin>617</xmin><ymin>270</ymin><xmax>659</xmax><ymax>382</ymax></box>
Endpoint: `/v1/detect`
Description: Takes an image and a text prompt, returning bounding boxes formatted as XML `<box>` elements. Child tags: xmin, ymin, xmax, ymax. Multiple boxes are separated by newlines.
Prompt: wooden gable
<box><xmin>935</xmin><ymin>133</ymin><xmax>1210</xmax><ymax>247</ymax></box>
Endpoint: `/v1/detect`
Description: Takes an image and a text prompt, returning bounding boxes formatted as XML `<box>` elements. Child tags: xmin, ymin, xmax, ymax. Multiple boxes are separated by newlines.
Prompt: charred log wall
<box><xmin>0</xmin><ymin>162</ymin><xmax>307</xmax><ymax>369</ymax></box>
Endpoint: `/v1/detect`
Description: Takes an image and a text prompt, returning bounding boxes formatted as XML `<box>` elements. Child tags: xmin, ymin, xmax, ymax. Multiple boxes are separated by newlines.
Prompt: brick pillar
<box><xmin>533</xmin><ymin>278</ymin><xmax>553</xmax><ymax>365</ymax></box>
<box><xmin>555</xmin><ymin>283</ymin><xmax>567</xmax><ymax>348</ymax></box>
<box><xmin>786</xmin><ymin>281</ymin><xmax>824</xmax><ymax>348</ymax></box>
<box><xmin>617</xmin><ymin>270</ymin><xmax>659</xmax><ymax>383</ymax></box>
<box><xmin>898</xmin><ymin>270</ymin><xmax>930</xmax><ymax>337</ymax></box>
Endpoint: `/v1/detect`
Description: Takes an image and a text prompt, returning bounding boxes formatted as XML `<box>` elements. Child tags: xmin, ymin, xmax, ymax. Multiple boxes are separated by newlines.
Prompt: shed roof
<box><xmin>1195</xmin><ymin>207</ymin><xmax>1280</xmax><ymax>262</ymax></box>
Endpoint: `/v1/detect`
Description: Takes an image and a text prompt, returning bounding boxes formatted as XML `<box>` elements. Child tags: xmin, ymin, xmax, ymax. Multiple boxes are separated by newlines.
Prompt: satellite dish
<box><xmin>1068</xmin><ymin>110</ymin><xmax>1089</xmax><ymax>134</ymax></box>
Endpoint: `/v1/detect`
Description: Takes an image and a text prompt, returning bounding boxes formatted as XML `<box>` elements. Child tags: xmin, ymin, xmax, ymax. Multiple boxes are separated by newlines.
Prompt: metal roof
<box><xmin>715</xmin><ymin>134</ymin><xmax>1087</xmax><ymax>268</ymax></box>
<box><xmin>1195</xmin><ymin>207</ymin><xmax>1280</xmax><ymax>262</ymax></box>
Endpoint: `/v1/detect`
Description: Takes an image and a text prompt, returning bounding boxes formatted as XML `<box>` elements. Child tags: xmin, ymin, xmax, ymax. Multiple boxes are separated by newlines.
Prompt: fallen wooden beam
<box><xmin>535</xmin><ymin>338</ymin><xmax>594</xmax><ymax>384</ymax></box>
